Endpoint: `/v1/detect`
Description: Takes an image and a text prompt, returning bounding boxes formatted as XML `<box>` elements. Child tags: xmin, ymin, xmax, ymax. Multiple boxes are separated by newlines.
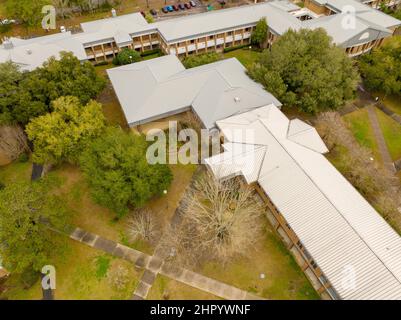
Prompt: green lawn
<box><xmin>198</xmin><ymin>222</ymin><xmax>319</xmax><ymax>300</ymax></box>
<box><xmin>375</xmin><ymin>108</ymin><xmax>401</xmax><ymax>161</ymax></box>
<box><xmin>343</xmin><ymin>109</ymin><xmax>381</xmax><ymax>162</ymax></box>
<box><xmin>223</xmin><ymin>48</ymin><xmax>262</xmax><ymax>70</ymax></box>
<box><xmin>0</xmin><ymin>159</ymin><xmax>31</xmax><ymax>185</ymax></box>
<box><xmin>147</xmin><ymin>275</ymin><xmax>221</xmax><ymax>300</ymax></box>
<box><xmin>376</xmin><ymin>93</ymin><xmax>401</xmax><ymax>116</ymax></box>
<box><xmin>3</xmin><ymin>239</ymin><xmax>143</xmax><ymax>300</ymax></box>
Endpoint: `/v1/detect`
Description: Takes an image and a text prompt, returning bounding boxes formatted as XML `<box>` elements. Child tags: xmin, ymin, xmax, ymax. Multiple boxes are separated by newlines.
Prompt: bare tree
<box><xmin>160</xmin><ymin>173</ymin><xmax>264</xmax><ymax>267</ymax></box>
<box><xmin>0</xmin><ymin>125</ymin><xmax>28</xmax><ymax>165</ymax></box>
<box><xmin>127</xmin><ymin>209</ymin><xmax>160</xmax><ymax>246</ymax></box>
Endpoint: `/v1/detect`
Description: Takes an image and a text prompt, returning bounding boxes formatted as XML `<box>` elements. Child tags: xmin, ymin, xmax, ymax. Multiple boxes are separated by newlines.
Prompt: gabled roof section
<box><xmin>287</xmin><ymin>119</ymin><xmax>329</xmax><ymax>154</ymax></box>
<box><xmin>206</xmin><ymin>142</ymin><xmax>267</xmax><ymax>183</ymax></box>
<box><xmin>108</xmin><ymin>55</ymin><xmax>281</xmax><ymax>128</ymax></box>
<box><xmin>205</xmin><ymin>105</ymin><xmax>401</xmax><ymax>299</ymax></box>
<box><xmin>0</xmin><ymin>32</ymin><xmax>87</xmax><ymax>71</ymax></box>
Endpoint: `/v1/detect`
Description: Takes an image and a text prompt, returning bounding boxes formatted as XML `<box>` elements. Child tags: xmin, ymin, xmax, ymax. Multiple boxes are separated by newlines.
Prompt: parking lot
<box><xmin>146</xmin><ymin>0</ymin><xmax>206</xmax><ymax>19</ymax></box>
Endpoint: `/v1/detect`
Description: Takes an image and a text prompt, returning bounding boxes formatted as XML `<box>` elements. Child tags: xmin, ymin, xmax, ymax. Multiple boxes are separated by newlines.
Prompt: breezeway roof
<box><xmin>107</xmin><ymin>54</ymin><xmax>281</xmax><ymax>128</ymax></box>
<box><xmin>205</xmin><ymin>105</ymin><xmax>401</xmax><ymax>300</ymax></box>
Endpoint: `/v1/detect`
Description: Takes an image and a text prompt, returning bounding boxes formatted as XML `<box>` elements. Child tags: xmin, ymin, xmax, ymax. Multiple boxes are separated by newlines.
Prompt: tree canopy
<box><xmin>5</xmin><ymin>0</ymin><xmax>51</xmax><ymax>27</ymax></box>
<box><xmin>0</xmin><ymin>52</ymin><xmax>106</xmax><ymax>126</ymax></box>
<box><xmin>0</xmin><ymin>62</ymin><xmax>26</xmax><ymax>125</ymax></box>
<box><xmin>359</xmin><ymin>36</ymin><xmax>401</xmax><ymax>97</ymax></box>
<box><xmin>79</xmin><ymin>127</ymin><xmax>173</xmax><ymax>218</ymax></box>
<box><xmin>112</xmin><ymin>48</ymin><xmax>142</xmax><ymax>66</ymax></box>
<box><xmin>0</xmin><ymin>179</ymin><xmax>68</xmax><ymax>273</ymax></box>
<box><xmin>251</xmin><ymin>18</ymin><xmax>268</xmax><ymax>47</ymax></box>
<box><xmin>26</xmin><ymin>96</ymin><xmax>106</xmax><ymax>165</ymax></box>
<box><xmin>182</xmin><ymin>52</ymin><xmax>222</xmax><ymax>69</ymax></box>
<box><xmin>249</xmin><ymin>29</ymin><xmax>360</xmax><ymax>114</ymax></box>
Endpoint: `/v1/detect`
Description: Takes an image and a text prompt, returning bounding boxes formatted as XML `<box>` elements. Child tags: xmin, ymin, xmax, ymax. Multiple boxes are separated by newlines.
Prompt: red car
<box><xmin>184</xmin><ymin>2</ymin><xmax>191</xmax><ymax>9</ymax></box>
<box><xmin>172</xmin><ymin>4</ymin><xmax>179</xmax><ymax>11</ymax></box>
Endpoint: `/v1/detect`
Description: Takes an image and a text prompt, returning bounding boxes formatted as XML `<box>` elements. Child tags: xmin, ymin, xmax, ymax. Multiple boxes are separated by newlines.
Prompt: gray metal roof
<box><xmin>107</xmin><ymin>54</ymin><xmax>281</xmax><ymax>128</ymax></box>
<box><xmin>0</xmin><ymin>32</ymin><xmax>87</xmax><ymax>71</ymax></box>
<box><xmin>73</xmin><ymin>0</ymin><xmax>400</xmax><ymax>46</ymax></box>
<box><xmin>206</xmin><ymin>105</ymin><xmax>401</xmax><ymax>300</ymax></box>
<box><xmin>1</xmin><ymin>0</ymin><xmax>400</xmax><ymax>70</ymax></box>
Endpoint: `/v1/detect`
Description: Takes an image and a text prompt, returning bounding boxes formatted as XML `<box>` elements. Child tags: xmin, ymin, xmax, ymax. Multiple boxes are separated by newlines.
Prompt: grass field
<box><xmin>375</xmin><ymin>108</ymin><xmax>401</xmax><ymax>161</ymax></box>
<box><xmin>198</xmin><ymin>222</ymin><xmax>319</xmax><ymax>300</ymax></box>
<box><xmin>376</xmin><ymin>93</ymin><xmax>401</xmax><ymax>115</ymax></box>
<box><xmin>3</xmin><ymin>239</ymin><xmax>143</xmax><ymax>300</ymax></box>
<box><xmin>223</xmin><ymin>48</ymin><xmax>262</xmax><ymax>70</ymax></box>
<box><xmin>343</xmin><ymin>108</ymin><xmax>381</xmax><ymax>162</ymax></box>
<box><xmin>147</xmin><ymin>275</ymin><xmax>221</xmax><ymax>300</ymax></box>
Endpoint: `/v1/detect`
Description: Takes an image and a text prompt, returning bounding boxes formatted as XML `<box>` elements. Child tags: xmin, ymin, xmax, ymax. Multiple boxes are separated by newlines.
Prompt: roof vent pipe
<box><xmin>234</xmin><ymin>97</ymin><xmax>241</xmax><ymax>103</ymax></box>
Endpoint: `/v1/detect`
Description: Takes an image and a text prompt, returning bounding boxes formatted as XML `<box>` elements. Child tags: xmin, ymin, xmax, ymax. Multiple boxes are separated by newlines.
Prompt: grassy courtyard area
<box><xmin>198</xmin><ymin>221</ymin><xmax>319</xmax><ymax>300</ymax></box>
<box><xmin>377</xmin><ymin>93</ymin><xmax>401</xmax><ymax>115</ymax></box>
<box><xmin>223</xmin><ymin>48</ymin><xmax>262</xmax><ymax>70</ymax></box>
<box><xmin>375</xmin><ymin>108</ymin><xmax>401</xmax><ymax>161</ymax></box>
<box><xmin>2</xmin><ymin>239</ymin><xmax>143</xmax><ymax>300</ymax></box>
<box><xmin>343</xmin><ymin>108</ymin><xmax>381</xmax><ymax>162</ymax></box>
<box><xmin>147</xmin><ymin>275</ymin><xmax>221</xmax><ymax>300</ymax></box>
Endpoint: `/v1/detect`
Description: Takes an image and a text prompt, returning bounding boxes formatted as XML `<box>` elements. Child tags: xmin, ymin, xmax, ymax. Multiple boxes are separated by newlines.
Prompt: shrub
<box><xmin>112</xmin><ymin>48</ymin><xmax>142</xmax><ymax>66</ymax></box>
<box><xmin>182</xmin><ymin>52</ymin><xmax>222</xmax><ymax>68</ymax></box>
<box><xmin>223</xmin><ymin>44</ymin><xmax>249</xmax><ymax>53</ymax></box>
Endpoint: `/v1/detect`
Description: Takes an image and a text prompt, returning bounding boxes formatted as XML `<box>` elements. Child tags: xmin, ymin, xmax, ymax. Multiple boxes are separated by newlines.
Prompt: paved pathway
<box><xmin>132</xmin><ymin>166</ymin><xmax>204</xmax><ymax>299</ymax></box>
<box><xmin>65</xmin><ymin>226</ymin><xmax>263</xmax><ymax>300</ymax></box>
<box><xmin>366</xmin><ymin>105</ymin><xmax>396</xmax><ymax>173</ymax></box>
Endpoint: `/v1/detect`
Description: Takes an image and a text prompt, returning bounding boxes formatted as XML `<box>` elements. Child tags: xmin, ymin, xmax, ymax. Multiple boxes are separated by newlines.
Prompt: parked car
<box><xmin>190</xmin><ymin>1</ymin><xmax>196</xmax><ymax>7</ymax></box>
<box><xmin>179</xmin><ymin>3</ymin><xmax>186</xmax><ymax>10</ymax></box>
<box><xmin>185</xmin><ymin>2</ymin><xmax>191</xmax><ymax>9</ymax></box>
<box><xmin>150</xmin><ymin>9</ymin><xmax>157</xmax><ymax>16</ymax></box>
<box><xmin>167</xmin><ymin>5</ymin><xmax>174</xmax><ymax>12</ymax></box>
<box><xmin>173</xmin><ymin>4</ymin><xmax>179</xmax><ymax>11</ymax></box>
<box><xmin>162</xmin><ymin>7</ymin><xmax>168</xmax><ymax>13</ymax></box>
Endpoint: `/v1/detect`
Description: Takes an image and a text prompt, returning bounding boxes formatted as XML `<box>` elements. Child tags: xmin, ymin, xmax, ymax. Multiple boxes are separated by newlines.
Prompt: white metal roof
<box><xmin>205</xmin><ymin>105</ymin><xmax>401</xmax><ymax>300</ymax></box>
<box><xmin>1</xmin><ymin>0</ymin><xmax>400</xmax><ymax>70</ymax></box>
<box><xmin>107</xmin><ymin>54</ymin><xmax>281</xmax><ymax>128</ymax></box>
<box><xmin>0</xmin><ymin>32</ymin><xmax>87</xmax><ymax>71</ymax></box>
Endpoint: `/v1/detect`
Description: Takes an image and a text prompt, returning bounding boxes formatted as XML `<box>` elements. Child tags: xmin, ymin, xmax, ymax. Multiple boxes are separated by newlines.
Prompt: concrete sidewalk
<box><xmin>67</xmin><ymin>226</ymin><xmax>264</xmax><ymax>300</ymax></box>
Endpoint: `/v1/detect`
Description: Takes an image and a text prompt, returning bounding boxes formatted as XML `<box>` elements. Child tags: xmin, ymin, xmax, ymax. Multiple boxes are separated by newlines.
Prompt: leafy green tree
<box><xmin>251</xmin><ymin>18</ymin><xmax>268</xmax><ymax>47</ymax></box>
<box><xmin>0</xmin><ymin>52</ymin><xmax>105</xmax><ymax>126</ymax></box>
<box><xmin>249</xmin><ymin>29</ymin><xmax>360</xmax><ymax>114</ymax></box>
<box><xmin>145</xmin><ymin>13</ymin><xmax>154</xmax><ymax>23</ymax></box>
<box><xmin>5</xmin><ymin>0</ymin><xmax>51</xmax><ymax>27</ymax></box>
<box><xmin>79</xmin><ymin>127</ymin><xmax>173</xmax><ymax>218</ymax></box>
<box><xmin>25</xmin><ymin>96</ymin><xmax>106</xmax><ymax>165</ymax></box>
<box><xmin>0</xmin><ymin>62</ymin><xmax>26</xmax><ymax>125</ymax></box>
<box><xmin>392</xmin><ymin>8</ymin><xmax>401</xmax><ymax>20</ymax></box>
<box><xmin>359</xmin><ymin>36</ymin><xmax>401</xmax><ymax>97</ymax></box>
<box><xmin>112</xmin><ymin>48</ymin><xmax>142</xmax><ymax>66</ymax></box>
<box><xmin>182</xmin><ymin>52</ymin><xmax>222</xmax><ymax>68</ymax></box>
<box><xmin>0</xmin><ymin>179</ymin><xmax>68</xmax><ymax>273</ymax></box>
